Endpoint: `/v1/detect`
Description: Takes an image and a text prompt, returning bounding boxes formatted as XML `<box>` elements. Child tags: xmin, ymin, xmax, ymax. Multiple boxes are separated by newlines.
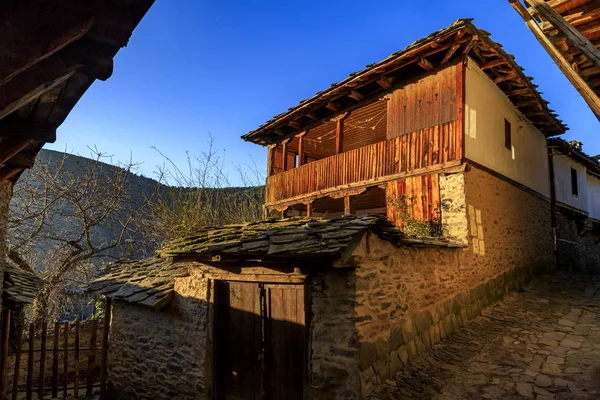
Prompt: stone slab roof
<box><xmin>86</xmin><ymin>258</ymin><xmax>189</xmax><ymax>310</ymax></box>
<box><xmin>89</xmin><ymin>215</ymin><xmax>464</xmax><ymax>308</ymax></box>
<box><xmin>3</xmin><ymin>263</ymin><xmax>45</xmax><ymax>305</ymax></box>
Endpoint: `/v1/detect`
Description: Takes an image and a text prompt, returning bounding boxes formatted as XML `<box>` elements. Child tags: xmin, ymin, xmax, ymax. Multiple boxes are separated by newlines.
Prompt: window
<box><xmin>571</xmin><ymin>168</ymin><xmax>579</xmax><ymax>197</ymax></box>
<box><xmin>504</xmin><ymin>119</ymin><xmax>511</xmax><ymax>150</ymax></box>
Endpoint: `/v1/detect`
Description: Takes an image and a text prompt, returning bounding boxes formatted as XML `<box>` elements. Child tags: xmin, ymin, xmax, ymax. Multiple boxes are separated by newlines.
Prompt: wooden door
<box><xmin>214</xmin><ymin>281</ymin><xmax>306</xmax><ymax>400</ymax></box>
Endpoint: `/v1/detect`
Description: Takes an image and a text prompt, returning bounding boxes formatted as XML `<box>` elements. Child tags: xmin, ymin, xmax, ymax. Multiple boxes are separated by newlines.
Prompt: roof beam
<box><xmin>376</xmin><ymin>75</ymin><xmax>393</xmax><ymax>89</ymax></box>
<box><xmin>510</xmin><ymin>0</ymin><xmax>600</xmax><ymax>121</ymax></box>
<box><xmin>527</xmin><ymin>0</ymin><xmax>600</xmax><ymax>68</ymax></box>
<box><xmin>441</xmin><ymin>39</ymin><xmax>462</xmax><ymax>64</ymax></box>
<box><xmin>0</xmin><ymin>137</ymin><xmax>33</xmax><ymax>166</ymax></box>
<box><xmin>418</xmin><ymin>57</ymin><xmax>434</xmax><ymax>71</ymax></box>
<box><xmin>348</xmin><ymin>90</ymin><xmax>364</xmax><ymax>101</ymax></box>
<box><xmin>325</xmin><ymin>102</ymin><xmax>340</xmax><ymax>112</ymax></box>
<box><xmin>480</xmin><ymin>58</ymin><xmax>508</xmax><ymax>70</ymax></box>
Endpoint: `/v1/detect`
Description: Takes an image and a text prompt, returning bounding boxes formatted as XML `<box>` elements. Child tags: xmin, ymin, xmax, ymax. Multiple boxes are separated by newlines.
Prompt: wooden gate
<box><xmin>0</xmin><ymin>299</ymin><xmax>112</xmax><ymax>400</ymax></box>
<box><xmin>214</xmin><ymin>281</ymin><xmax>307</xmax><ymax>400</ymax></box>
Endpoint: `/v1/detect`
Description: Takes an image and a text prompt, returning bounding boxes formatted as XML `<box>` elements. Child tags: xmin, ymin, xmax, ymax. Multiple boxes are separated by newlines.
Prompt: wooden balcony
<box><xmin>266</xmin><ymin>121</ymin><xmax>462</xmax><ymax>207</ymax></box>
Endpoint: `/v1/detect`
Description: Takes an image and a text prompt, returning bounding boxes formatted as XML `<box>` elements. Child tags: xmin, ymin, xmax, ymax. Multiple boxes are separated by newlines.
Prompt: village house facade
<box><xmin>91</xmin><ymin>19</ymin><xmax>598</xmax><ymax>400</ymax></box>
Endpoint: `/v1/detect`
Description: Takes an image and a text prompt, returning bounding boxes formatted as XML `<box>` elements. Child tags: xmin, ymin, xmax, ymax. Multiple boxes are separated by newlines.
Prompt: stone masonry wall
<box><xmin>0</xmin><ymin>180</ymin><xmax>13</xmax><ymax>310</ymax></box>
<box><xmin>309</xmin><ymin>269</ymin><xmax>361</xmax><ymax>400</ymax></box>
<box><xmin>107</xmin><ymin>269</ymin><xmax>209</xmax><ymax>400</ymax></box>
<box><xmin>556</xmin><ymin>212</ymin><xmax>586</xmax><ymax>271</ymax></box>
<box><xmin>347</xmin><ymin>165</ymin><xmax>555</xmax><ymax>397</ymax></box>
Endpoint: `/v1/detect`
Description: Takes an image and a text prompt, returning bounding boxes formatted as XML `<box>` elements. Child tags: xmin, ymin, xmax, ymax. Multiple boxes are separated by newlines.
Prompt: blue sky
<box><xmin>46</xmin><ymin>0</ymin><xmax>600</xmax><ymax>185</ymax></box>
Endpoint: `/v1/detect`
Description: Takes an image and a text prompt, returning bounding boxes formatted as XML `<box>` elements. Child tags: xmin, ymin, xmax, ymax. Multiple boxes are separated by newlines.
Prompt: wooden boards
<box><xmin>386</xmin><ymin>173</ymin><xmax>441</xmax><ymax>228</ymax></box>
<box><xmin>266</xmin><ymin>121</ymin><xmax>459</xmax><ymax>204</ymax></box>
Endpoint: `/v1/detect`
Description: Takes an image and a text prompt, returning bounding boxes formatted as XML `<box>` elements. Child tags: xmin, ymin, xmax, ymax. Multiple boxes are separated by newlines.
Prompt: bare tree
<box><xmin>139</xmin><ymin>136</ymin><xmax>265</xmax><ymax>246</ymax></box>
<box><xmin>7</xmin><ymin>148</ymin><xmax>153</xmax><ymax>325</ymax></box>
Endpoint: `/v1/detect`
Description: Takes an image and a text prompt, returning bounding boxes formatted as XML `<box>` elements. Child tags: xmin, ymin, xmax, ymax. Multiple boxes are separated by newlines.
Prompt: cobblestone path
<box><xmin>370</xmin><ymin>272</ymin><xmax>600</xmax><ymax>400</ymax></box>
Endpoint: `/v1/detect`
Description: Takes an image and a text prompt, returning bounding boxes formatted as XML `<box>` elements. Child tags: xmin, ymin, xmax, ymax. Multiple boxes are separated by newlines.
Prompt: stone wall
<box><xmin>107</xmin><ymin>270</ymin><xmax>209</xmax><ymax>400</ymax></box>
<box><xmin>556</xmin><ymin>211</ymin><xmax>586</xmax><ymax>271</ymax></box>
<box><xmin>309</xmin><ymin>270</ymin><xmax>361</xmax><ymax>400</ymax></box>
<box><xmin>342</xmin><ymin>165</ymin><xmax>555</xmax><ymax>397</ymax></box>
<box><xmin>0</xmin><ymin>180</ymin><xmax>13</xmax><ymax>310</ymax></box>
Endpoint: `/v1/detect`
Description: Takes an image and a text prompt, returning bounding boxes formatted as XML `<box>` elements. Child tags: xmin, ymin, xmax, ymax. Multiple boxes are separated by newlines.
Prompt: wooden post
<box><xmin>26</xmin><ymin>324</ymin><xmax>34</xmax><ymax>400</ymax></box>
<box><xmin>344</xmin><ymin>196</ymin><xmax>355</xmax><ymax>215</ymax></box>
<box><xmin>11</xmin><ymin>325</ymin><xmax>22</xmax><ymax>400</ymax></box>
<box><xmin>456</xmin><ymin>58</ymin><xmax>465</xmax><ymax>161</ymax></box>
<box><xmin>297</xmin><ymin>133</ymin><xmax>306</xmax><ymax>167</ymax></box>
<box><xmin>38</xmin><ymin>322</ymin><xmax>47</xmax><ymax>399</ymax></box>
<box><xmin>87</xmin><ymin>320</ymin><xmax>97</xmax><ymax>397</ymax></box>
<box><xmin>0</xmin><ymin>309</ymin><xmax>10</xmax><ymax>399</ymax></box>
<box><xmin>509</xmin><ymin>0</ymin><xmax>600</xmax><ymax>121</ymax></box>
<box><xmin>336</xmin><ymin>118</ymin><xmax>344</xmax><ymax>154</ymax></box>
<box><xmin>281</xmin><ymin>140</ymin><xmax>289</xmax><ymax>172</ymax></box>
<box><xmin>63</xmin><ymin>322</ymin><xmax>68</xmax><ymax>398</ymax></box>
<box><xmin>52</xmin><ymin>322</ymin><xmax>59</xmax><ymax>398</ymax></box>
<box><xmin>100</xmin><ymin>298</ymin><xmax>112</xmax><ymax>400</ymax></box>
<box><xmin>74</xmin><ymin>320</ymin><xmax>80</xmax><ymax>398</ymax></box>
<box><xmin>306</xmin><ymin>202</ymin><xmax>313</xmax><ymax>218</ymax></box>
<box><xmin>266</xmin><ymin>145</ymin><xmax>276</xmax><ymax>176</ymax></box>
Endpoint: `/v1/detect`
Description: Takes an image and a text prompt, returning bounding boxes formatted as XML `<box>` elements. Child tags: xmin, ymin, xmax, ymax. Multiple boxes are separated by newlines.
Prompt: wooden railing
<box><xmin>266</xmin><ymin>121</ymin><xmax>461</xmax><ymax>205</ymax></box>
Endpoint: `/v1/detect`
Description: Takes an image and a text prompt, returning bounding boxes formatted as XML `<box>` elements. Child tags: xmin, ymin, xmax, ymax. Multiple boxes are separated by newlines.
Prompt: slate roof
<box><xmin>86</xmin><ymin>258</ymin><xmax>189</xmax><ymax>310</ymax></box>
<box><xmin>89</xmin><ymin>214</ymin><xmax>464</xmax><ymax>308</ymax></box>
<box><xmin>243</xmin><ymin>19</ymin><xmax>566</xmax><ymax>145</ymax></box>
<box><xmin>3</xmin><ymin>263</ymin><xmax>45</xmax><ymax>305</ymax></box>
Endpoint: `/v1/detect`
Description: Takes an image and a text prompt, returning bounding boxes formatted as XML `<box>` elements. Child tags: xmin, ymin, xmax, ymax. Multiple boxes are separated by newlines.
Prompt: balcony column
<box><xmin>297</xmin><ymin>131</ymin><xmax>307</xmax><ymax>166</ymax></box>
<box><xmin>306</xmin><ymin>202</ymin><xmax>313</xmax><ymax>218</ymax></box>
<box><xmin>332</xmin><ymin>112</ymin><xmax>348</xmax><ymax>154</ymax></box>
<box><xmin>281</xmin><ymin>139</ymin><xmax>289</xmax><ymax>172</ymax></box>
<box><xmin>344</xmin><ymin>196</ymin><xmax>356</xmax><ymax>215</ymax></box>
<box><xmin>266</xmin><ymin>144</ymin><xmax>276</xmax><ymax>176</ymax></box>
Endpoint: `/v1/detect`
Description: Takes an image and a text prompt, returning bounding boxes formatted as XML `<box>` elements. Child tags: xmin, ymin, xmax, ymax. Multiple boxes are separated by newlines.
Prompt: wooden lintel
<box><xmin>326</xmin><ymin>102</ymin><xmax>340</xmax><ymax>112</ymax></box>
<box><xmin>480</xmin><ymin>58</ymin><xmax>507</xmax><ymax>70</ymax></box>
<box><xmin>418</xmin><ymin>57</ymin><xmax>434</xmax><ymax>71</ymax></box>
<box><xmin>348</xmin><ymin>90</ymin><xmax>364</xmax><ymax>101</ymax></box>
<box><xmin>376</xmin><ymin>75</ymin><xmax>393</xmax><ymax>89</ymax></box>
<box><xmin>328</xmin><ymin>187</ymin><xmax>367</xmax><ymax>199</ymax></box>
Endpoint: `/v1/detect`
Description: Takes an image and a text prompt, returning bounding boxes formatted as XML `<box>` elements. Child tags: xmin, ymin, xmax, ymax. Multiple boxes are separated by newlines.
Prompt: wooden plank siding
<box><xmin>265</xmin><ymin>120</ymin><xmax>460</xmax><ymax>205</ymax></box>
<box><xmin>387</xmin><ymin>64</ymin><xmax>457</xmax><ymax>138</ymax></box>
<box><xmin>386</xmin><ymin>174</ymin><xmax>441</xmax><ymax>229</ymax></box>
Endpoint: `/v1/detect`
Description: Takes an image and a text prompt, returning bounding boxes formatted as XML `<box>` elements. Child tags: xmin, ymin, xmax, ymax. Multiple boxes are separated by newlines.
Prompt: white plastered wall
<box><xmin>464</xmin><ymin>58</ymin><xmax>550</xmax><ymax>198</ymax></box>
<box><xmin>553</xmin><ymin>155</ymin><xmax>588</xmax><ymax>212</ymax></box>
<box><xmin>587</xmin><ymin>174</ymin><xmax>600</xmax><ymax>220</ymax></box>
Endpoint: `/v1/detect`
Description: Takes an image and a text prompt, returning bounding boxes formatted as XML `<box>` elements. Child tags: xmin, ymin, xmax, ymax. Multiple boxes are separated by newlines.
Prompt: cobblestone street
<box><xmin>371</xmin><ymin>272</ymin><xmax>600</xmax><ymax>400</ymax></box>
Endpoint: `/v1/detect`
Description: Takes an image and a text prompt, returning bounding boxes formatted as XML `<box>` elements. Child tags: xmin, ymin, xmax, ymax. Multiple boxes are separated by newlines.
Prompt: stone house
<box><xmin>548</xmin><ymin>138</ymin><xmax>600</xmax><ymax>271</ymax></box>
<box><xmin>87</xmin><ymin>18</ymin><xmax>591</xmax><ymax>400</ymax></box>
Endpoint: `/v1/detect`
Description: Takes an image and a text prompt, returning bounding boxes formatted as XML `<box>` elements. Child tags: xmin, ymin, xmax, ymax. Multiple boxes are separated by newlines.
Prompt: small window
<box><xmin>571</xmin><ymin>168</ymin><xmax>579</xmax><ymax>197</ymax></box>
<box><xmin>504</xmin><ymin>119</ymin><xmax>511</xmax><ymax>150</ymax></box>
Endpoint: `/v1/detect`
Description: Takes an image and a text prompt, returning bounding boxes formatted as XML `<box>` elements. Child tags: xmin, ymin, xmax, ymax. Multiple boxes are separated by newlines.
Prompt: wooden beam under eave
<box><xmin>510</xmin><ymin>0</ymin><xmax>600</xmax><ymax>121</ymax></box>
<box><xmin>418</xmin><ymin>57</ymin><xmax>434</xmax><ymax>71</ymax></box>
<box><xmin>527</xmin><ymin>0</ymin><xmax>600</xmax><ymax>69</ymax></box>
<box><xmin>480</xmin><ymin>58</ymin><xmax>508</xmax><ymax>70</ymax></box>
<box><xmin>348</xmin><ymin>90</ymin><xmax>364</xmax><ymax>101</ymax></box>
<box><xmin>441</xmin><ymin>40</ymin><xmax>462</xmax><ymax>65</ymax></box>
<box><xmin>0</xmin><ymin>137</ymin><xmax>33</xmax><ymax>166</ymax></box>
<box><xmin>288</xmin><ymin>120</ymin><xmax>302</xmax><ymax>130</ymax></box>
<box><xmin>326</xmin><ymin>102</ymin><xmax>340</xmax><ymax>112</ymax></box>
<box><xmin>376</xmin><ymin>75</ymin><xmax>393</xmax><ymax>89</ymax></box>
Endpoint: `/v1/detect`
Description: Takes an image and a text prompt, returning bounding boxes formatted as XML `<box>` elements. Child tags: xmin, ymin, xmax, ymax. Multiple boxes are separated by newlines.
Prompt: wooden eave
<box><xmin>243</xmin><ymin>19</ymin><xmax>566</xmax><ymax>146</ymax></box>
<box><xmin>0</xmin><ymin>0</ymin><xmax>155</xmax><ymax>183</ymax></box>
<box><xmin>510</xmin><ymin>0</ymin><xmax>600</xmax><ymax>120</ymax></box>
<box><xmin>548</xmin><ymin>137</ymin><xmax>600</xmax><ymax>176</ymax></box>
